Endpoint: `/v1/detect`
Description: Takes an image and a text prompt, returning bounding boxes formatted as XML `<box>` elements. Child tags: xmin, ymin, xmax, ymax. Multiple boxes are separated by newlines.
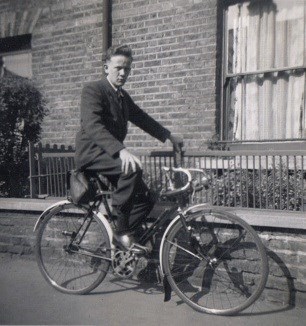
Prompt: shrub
<box><xmin>211</xmin><ymin>163</ymin><xmax>304</xmax><ymax>210</ymax></box>
<box><xmin>0</xmin><ymin>76</ymin><xmax>47</xmax><ymax>197</ymax></box>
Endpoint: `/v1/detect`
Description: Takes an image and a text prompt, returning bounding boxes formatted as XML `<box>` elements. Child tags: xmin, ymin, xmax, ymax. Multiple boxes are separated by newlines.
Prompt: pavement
<box><xmin>0</xmin><ymin>253</ymin><xmax>305</xmax><ymax>326</ymax></box>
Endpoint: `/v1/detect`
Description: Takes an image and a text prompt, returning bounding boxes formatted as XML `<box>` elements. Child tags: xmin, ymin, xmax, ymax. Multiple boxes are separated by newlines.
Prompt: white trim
<box><xmin>33</xmin><ymin>199</ymin><xmax>71</xmax><ymax>231</ymax></box>
<box><xmin>93</xmin><ymin>210</ymin><xmax>115</xmax><ymax>253</ymax></box>
<box><xmin>158</xmin><ymin>214</ymin><xmax>181</xmax><ymax>277</ymax></box>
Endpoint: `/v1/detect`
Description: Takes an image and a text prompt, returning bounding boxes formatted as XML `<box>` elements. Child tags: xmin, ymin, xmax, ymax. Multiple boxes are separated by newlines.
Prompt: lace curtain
<box><xmin>227</xmin><ymin>0</ymin><xmax>305</xmax><ymax>141</ymax></box>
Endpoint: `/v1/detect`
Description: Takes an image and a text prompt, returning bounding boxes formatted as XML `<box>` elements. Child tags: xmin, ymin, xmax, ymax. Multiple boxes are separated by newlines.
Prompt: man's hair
<box><xmin>104</xmin><ymin>45</ymin><xmax>133</xmax><ymax>62</ymax></box>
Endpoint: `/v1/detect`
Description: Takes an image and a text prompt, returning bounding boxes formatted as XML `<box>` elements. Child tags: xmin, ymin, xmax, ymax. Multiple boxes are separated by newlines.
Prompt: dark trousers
<box><xmin>86</xmin><ymin>154</ymin><xmax>154</xmax><ymax>234</ymax></box>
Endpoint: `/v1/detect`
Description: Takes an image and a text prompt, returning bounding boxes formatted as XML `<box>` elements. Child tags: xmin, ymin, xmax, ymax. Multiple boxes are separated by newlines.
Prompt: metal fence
<box><xmin>28</xmin><ymin>142</ymin><xmax>306</xmax><ymax>211</ymax></box>
<box><xmin>28</xmin><ymin>142</ymin><xmax>75</xmax><ymax>198</ymax></box>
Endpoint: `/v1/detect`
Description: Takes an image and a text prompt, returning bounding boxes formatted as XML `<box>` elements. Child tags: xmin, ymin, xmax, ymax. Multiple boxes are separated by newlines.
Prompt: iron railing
<box><xmin>28</xmin><ymin>142</ymin><xmax>306</xmax><ymax>211</ymax></box>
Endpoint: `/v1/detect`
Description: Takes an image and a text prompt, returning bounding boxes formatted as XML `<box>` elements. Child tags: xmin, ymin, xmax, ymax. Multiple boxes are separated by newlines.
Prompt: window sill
<box><xmin>227</xmin><ymin>140</ymin><xmax>306</xmax><ymax>152</ymax></box>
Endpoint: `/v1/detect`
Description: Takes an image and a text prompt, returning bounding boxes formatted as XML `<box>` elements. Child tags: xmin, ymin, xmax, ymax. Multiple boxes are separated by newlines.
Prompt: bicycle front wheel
<box><xmin>36</xmin><ymin>202</ymin><xmax>111</xmax><ymax>294</ymax></box>
<box><xmin>162</xmin><ymin>209</ymin><xmax>268</xmax><ymax>315</ymax></box>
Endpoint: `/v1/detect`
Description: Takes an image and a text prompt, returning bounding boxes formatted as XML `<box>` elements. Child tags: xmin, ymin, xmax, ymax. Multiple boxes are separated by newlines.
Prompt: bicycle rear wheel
<box><xmin>162</xmin><ymin>209</ymin><xmax>268</xmax><ymax>315</ymax></box>
<box><xmin>36</xmin><ymin>202</ymin><xmax>111</xmax><ymax>294</ymax></box>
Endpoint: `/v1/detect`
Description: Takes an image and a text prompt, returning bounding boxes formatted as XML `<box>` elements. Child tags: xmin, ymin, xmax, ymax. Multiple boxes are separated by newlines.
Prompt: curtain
<box><xmin>227</xmin><ymin>0</ymin><xmax>305</xmax><ymax>141</ymax></box>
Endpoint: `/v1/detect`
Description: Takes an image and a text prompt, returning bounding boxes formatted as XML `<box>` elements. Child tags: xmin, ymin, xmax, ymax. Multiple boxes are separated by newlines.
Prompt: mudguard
<box><xmin>163</xmin><ymin>274</ymin><xmax>172</xmax><ymax>302</ymax></box>
<box><xmin>33</xmin><ymin>200</ymin><xmax>71</xmax><ymax>232</ymax></box>
<box><xmin>94</xmin><ymin>210</ymin><xmax>114</xmax><ymax>245</ymax></box>
<box><xmin>33</xmin><ymin>200</ymin><xmax>114</xmax><ymax>250</ymax></box>
<box><xmin>158</xmin><ymin>203</ymin><xmax>210</xmax><ymax>277</ymax></box>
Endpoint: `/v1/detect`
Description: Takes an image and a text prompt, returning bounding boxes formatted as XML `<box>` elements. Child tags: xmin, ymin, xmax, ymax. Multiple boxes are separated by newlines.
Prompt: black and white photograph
<box><xmin>0</xmin><ymin>0</ymin><xmax>306</xmax><ymax>325</ymax></box>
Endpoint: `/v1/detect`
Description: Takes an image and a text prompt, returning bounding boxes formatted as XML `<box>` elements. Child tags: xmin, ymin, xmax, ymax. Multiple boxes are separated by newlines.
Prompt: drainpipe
<box><xmin>102</xmin><ymin>0</ymin><xmax>112</xmax><ymax>59</ymax></box>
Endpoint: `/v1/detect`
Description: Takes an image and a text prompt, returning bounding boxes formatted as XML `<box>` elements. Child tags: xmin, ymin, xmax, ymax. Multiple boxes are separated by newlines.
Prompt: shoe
<box><xmin>113</xmin><ymin>232</ymin><xmax>135</xmax><ymax>250</ymax></box>
<box><xmin>113</xmin><ymin>232</ymin><xmax>149</xmax><ymax>254</ymax></box>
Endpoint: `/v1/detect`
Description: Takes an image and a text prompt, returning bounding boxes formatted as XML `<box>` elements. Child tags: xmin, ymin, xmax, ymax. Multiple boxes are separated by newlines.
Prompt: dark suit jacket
<box><xmin>75</xmin><ymin>78</ymin><xmax>170</xmax><ymax>170</ymax></box>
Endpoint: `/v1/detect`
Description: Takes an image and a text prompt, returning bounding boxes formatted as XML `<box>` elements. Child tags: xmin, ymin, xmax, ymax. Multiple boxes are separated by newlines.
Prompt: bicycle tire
<box><xmin>36</xmin><ymin>202</ymin><xmax>111</xmax><ymax>294</ymax></box>
<box><xmin>161</xmin><ymin>208</ymin><xmax>268</xmax><ymax>315</ymax></box>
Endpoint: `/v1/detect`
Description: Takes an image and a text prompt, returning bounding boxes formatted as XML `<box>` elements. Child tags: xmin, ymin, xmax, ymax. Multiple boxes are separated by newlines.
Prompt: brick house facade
<box><xmin>1</xmin><ymin>0</ymin><xmax>306</xmax><ymax>308</ymax></box>
<box><xmin>0</xmin><ymin>0</ymin><xmax>219</xmax><ymax>152</ymax></box>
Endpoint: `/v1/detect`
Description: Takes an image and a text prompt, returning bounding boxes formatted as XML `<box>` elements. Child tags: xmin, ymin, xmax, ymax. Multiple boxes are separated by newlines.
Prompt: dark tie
<box><xmin>117</xmin><ymin>87</ymin><xmax>126</xmax><ymax>121</ymax></box>
<box><xmin>117</xmin><ymin>87</ymin><xmax>124</xmax><ymax>107</ymax></box>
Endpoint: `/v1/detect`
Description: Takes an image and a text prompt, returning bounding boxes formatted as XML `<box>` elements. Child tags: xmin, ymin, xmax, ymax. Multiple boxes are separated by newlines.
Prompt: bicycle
<box><xmin>34</xmin><ymin>165</ymin><xmax>268</xmax><ymax>316</ymax></box>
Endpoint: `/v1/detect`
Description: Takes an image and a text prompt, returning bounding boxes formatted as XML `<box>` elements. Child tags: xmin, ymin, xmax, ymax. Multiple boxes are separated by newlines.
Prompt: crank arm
<box><xmin>70</xmin><ymin>248</ymin><xmax>112</xmax><ymax>262</ymax></box>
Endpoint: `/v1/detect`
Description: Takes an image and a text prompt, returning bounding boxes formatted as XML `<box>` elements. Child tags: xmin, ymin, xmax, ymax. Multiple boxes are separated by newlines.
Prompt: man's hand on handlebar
<box><xmin>119</xmin><ymin>134</ymin><xmax>183</xmax><ymax>174</ymax></box>
<box><xmin>169</xmin><ymin>134</ymin><xmax>184</xmax><ymax>153</ymax></box>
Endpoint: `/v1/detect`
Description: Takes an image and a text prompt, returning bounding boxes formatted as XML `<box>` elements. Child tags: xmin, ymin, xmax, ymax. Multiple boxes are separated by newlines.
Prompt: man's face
<box><xmin>104</xmin><ymin>55</ymin><xmax>132</xmax><ymax>88</ymax></box>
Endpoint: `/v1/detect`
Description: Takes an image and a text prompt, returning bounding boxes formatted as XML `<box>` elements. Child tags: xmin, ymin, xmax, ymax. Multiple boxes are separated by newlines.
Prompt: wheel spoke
<box><xmin>166</xmin><ymin>239</ymin><xmax>204</xmax><ymax>261</ymax></box>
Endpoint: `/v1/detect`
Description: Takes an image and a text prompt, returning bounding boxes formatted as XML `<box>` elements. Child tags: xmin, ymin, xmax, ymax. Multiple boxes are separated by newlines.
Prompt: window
<box><xmin>0</xmin><ymin>34</ymin><xmax>32</xmax><ymax>78</ymax></box>
<box><xmin>223</xmin><ymin>0</ymin><xmax>306</xmax><ymax>142</ymax></box>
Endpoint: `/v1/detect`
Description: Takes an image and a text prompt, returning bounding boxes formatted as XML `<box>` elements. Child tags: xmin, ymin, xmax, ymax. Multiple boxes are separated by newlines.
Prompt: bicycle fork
<box><xmin>177</xmin><ymin>209</ymin><xmax>214</xmax><ymax>263</ymax></box>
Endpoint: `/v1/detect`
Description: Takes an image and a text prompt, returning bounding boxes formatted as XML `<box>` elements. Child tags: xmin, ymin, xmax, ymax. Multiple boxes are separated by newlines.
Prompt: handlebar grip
<box><xmin>173</xmin><ymin>145</ymin><xmax>184</xmax><ymax>167</ymax></box>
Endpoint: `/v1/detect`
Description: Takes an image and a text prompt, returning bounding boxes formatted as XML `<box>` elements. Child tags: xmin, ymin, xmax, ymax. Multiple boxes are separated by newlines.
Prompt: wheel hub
<box><xmin>63</xmin><ymin>243</ymin><xmax>79</xmax><ymax>254</ymax></box>
<box><xmin>208</xmin><ymin>257</ymin><xmax>218</xmax><ymax>268</ymax></box>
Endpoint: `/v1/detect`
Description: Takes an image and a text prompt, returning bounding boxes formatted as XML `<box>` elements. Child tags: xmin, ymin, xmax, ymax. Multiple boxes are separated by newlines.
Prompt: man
<box><xmin>75</xmin><ymin>45</ymin><xmax>182</xmax><ymax>249</ymax></box>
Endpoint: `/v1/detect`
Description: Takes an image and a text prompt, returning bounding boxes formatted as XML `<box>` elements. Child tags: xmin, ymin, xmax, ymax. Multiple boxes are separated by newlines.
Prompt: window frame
<box><xmin>0</xmin><ymin>34</ymin><xmax>32</xmax><ymax>79</ymax></box>
<box><xmin>220</xmin><ymin>0</ymin><xmax>306</xmax><ymax>150</ymax></box>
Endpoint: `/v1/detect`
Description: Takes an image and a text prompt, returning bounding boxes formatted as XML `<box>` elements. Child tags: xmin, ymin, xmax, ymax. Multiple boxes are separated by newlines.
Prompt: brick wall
<box><xmin>0</xmin><ymin>209</ymin><xmax>306</xmax><ymax>307</ymax></box>
<box><xmin>112</xmin><ymin>0</ymin><xmax>218</xmax><ymax>151</ymax></box>
<box><xmin>0</xmin><ymin>0</ymin><xmax>218</xmax><ymax>151</ymax></box>
<box><xmin>0</xmin><ymin>211</ymin><xmax>36</xmax><ymax>256</ymax></box>
<box><xmin>32</xmin><ymin>0</ymin><xmax>104</xmax><ymax>146</ymax></box>
<box><xmin>260</xmin><ymin>230</ymin><xmax>306</xmax><ymax>307</ymax></box>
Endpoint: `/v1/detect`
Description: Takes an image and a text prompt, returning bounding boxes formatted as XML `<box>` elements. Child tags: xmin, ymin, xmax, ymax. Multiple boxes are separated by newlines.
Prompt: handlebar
<box><xmin>161</xmin><ymin>166</ymin><xmax>208</xmax><ymax>198</ymax></box>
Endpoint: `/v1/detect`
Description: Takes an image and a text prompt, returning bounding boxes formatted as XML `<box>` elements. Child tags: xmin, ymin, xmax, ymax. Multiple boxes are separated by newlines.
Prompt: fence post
<box><xmin>37</xmin><ymin>142</ymin><xmax>44</xmax><ymax>195</ymax></box>
<box><xmin>28</xmin><ymin>141</ymin><xmax>37</xmax><ymax>198</ymax></box>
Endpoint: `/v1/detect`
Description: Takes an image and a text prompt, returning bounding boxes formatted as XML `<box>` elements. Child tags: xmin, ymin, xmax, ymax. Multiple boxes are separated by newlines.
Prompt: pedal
<box><xmin>112</xmin><ymin>250</ymin><xmax>136</xmax><ymax>278</ymax></box>
<box><xmin>130</xmin><ymin>243</ymin><xmax>150</xmax><ymax>254</ymax></box>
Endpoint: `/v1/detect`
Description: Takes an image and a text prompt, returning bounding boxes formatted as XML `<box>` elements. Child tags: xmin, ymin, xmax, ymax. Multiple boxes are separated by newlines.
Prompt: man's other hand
<box><xmin>119</xmin><ymin>148</ymin><xmax>142</xmax><ymax>174</ymax></box>
<box><xmin>169</xmin><ymin>134</ymin><xmax>184</xmax><ymax>153</ymax></box>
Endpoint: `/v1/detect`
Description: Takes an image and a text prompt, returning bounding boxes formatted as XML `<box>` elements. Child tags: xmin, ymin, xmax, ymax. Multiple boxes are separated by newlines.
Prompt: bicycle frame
<box><xmin>34</xmin><ymin>164</ymin><xmax>269</xmax><ymax>315</ymax></box>
<box><xmin>34</xmin><ymin>166</ymin><xmax>206</xmax><ymax>263</ymax></box>
<box><xmin>33</xmin><ymin>197</ymin><xmax>179</xmax><ymax>264</ymax></box>
<box><xmin>34</xmin><ymin>166</ymin><xmax>208</xmax><ymax>264</ymax></box>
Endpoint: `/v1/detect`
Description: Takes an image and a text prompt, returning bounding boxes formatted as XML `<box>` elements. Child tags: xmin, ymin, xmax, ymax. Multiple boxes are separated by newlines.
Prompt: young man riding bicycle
<box><xmin>75</xmin><ymin>44</ymin><xmax>183</xmax><ymax>249</ymax></box>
